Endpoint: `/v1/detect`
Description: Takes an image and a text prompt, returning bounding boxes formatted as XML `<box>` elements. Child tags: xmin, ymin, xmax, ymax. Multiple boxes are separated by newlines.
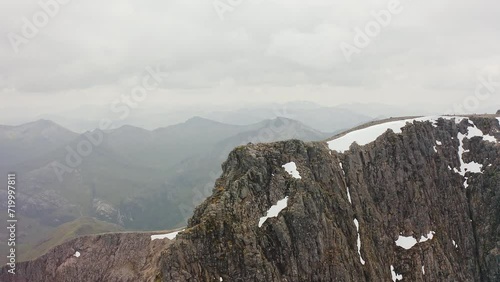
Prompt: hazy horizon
<box><xmin>4</xmin><ymin>100</ymin><xmax>496</xmax><ymax>133</ymax></box>
<box><xmin>2</xmin><ymin>0</ymin><xmax>499</xmax><ymax>125</ymax></box>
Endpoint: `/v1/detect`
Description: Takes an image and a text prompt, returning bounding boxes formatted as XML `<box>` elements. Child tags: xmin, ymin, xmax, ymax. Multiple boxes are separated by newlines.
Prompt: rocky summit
<box><xmin>2</xmin><ymin>116</ymin><xmax>499</xmax><ymax>282</ymax></box>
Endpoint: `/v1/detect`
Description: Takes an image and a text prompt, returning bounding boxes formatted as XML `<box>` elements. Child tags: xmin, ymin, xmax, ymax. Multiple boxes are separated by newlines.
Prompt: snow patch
<box><xmin>436</xmin><ymin>140</ymin><xmax>442</xmax><ymax>145</ymax></box>
<box><xmin>282</xmin><ymin>162</ymin><xmax>301</xmax><ymax>179</ymax></box>
<box><xmin>391</xmin><ymin>265</ymin><xmax>403</xmax><ymax>281</ymax></box>
<box><xmin>452</xmin><ymin>240</ymin><xmax>458</xmax><ymax>248</ymax></box>
<box><xmin>219</xmin><ymin>277</ymin><xmax>223</xmax><ymax>282</ymax></box>
<box><xmin>395</xmin><ymin>235</ymin><xmax>418</xmax><ymax>250</ymax></box>
<box><xmin>151</xmin><ymin>230</ymin><xmax>184</xmax><ymax>241</ymax></box>
<box><xmin>340</xmin><ymin>163</ymin><xmax>352</xmax><ymax>204</ymax></box>
<box><xmin>433</xmin><ymin>146</ymin><xmax>438</xmax><ymax>153</ymax></box>
<box><xmin>346</xmin><ymin>186</ymin><xmax>352</xmax><ymax>204</ymax></box>
<box><xmin>73</xmin><ymin>251</ymin><xmax>80</xmax><ymax>258</ymax></box>
<box><xmin>419</xmin><ymin>231</ymin><xmax>435</xmax><ymax>243</ymax></box>
<box><xmin>395</xmin><ymin>231</ymin><xmax>435</xmax><ymax>250</ymax></box>
<box><xmin>422</xmin><ymin>265</ymin><xmax>425</xmax><ymax>275</ymax></box>
<box><xmin>353</xmin><ymin>219</ymin><xmax>365</xmax><ymax>265</ymax></box>
<box><xmin>258</xmin><ymin>197</ymin><xmax>289</xmax><ymax>228</ymax></box>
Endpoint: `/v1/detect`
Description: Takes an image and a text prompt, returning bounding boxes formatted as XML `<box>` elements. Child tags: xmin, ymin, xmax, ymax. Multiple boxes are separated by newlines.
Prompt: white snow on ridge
<box><xmin>395</xmin><ymin>231</ymin><xmax>435</xmax><ymax>250</ymax></box>
<box><xmin>73</xmin><ymin>251</ymin><xmax>80</xmax><ymax>258</ymax></box>
<box><xmin>327</xmin><ymin>116</ymin><xmax>465</xmax><ymax>153</ymax></box>
<box><xmin>151</xmin><ymin>229</ymin><xmax>184</xmax><ymax>241</ymax></box>
<box><xmin>353</xmin><ymin>219</ymin><xmax>365</xmax><ymax>265</ymax></box>
<box><xmin>328</xmin><ymin>119</ymin><xmax>415</xmax><ymax>153</ymax></box>
<box><xmin>258</xmin><ymin>197</ymin><xmax>289</xmax><ymax>228</ymax></box>
<box><xmin>282</xmin><ymin>162</ymin><xmax>301</xmax><ymax>179</ymax></box>
<box><xmin>465</xmin><ymin>122</ymin><xmax>497</xmax><ymax>143</ymax></box>
<box><xmin>391</xmin><ymin>265</ymin><xmax>403</xmax><ymax>281</ymax></box>
<box><xmin>454</xmin><ymin>120</ymin><xmax>498</xmax><ymax>188</ymax></box>
<box><xmin>346</xmin><ymin>186</ymin><xmax>352</xmax><ymax>204</ymax></box>
<box><xmin>339</xmin><ymin>162</ymin><xmax>352</xmax><ymax>204</ymax></box>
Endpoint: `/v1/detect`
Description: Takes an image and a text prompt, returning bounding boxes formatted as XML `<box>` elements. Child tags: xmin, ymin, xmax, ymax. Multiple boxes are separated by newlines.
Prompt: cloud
<box><xmin>0</xmin><ymin>0</ymin><xmax>499</xmax><ymax>117</ymax></box>
<box><xmin>267</xmin><ymin>24</ymin><xmax>351</xmax><ymax>70</ymax></box>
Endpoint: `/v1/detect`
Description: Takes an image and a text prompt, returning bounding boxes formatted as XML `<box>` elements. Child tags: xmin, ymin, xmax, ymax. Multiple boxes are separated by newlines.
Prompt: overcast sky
<box><xmin>1</xmin><ymin>0</ymin><xmax>499</xmax><ymax>122</ymax></box>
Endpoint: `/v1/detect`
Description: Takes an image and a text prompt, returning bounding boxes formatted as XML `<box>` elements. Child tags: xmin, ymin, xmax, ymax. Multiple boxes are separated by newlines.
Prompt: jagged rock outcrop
<box><xmin>2</xmin><ymin>116</ymin><xmax>499</xmax><ymax>282</ymax></box>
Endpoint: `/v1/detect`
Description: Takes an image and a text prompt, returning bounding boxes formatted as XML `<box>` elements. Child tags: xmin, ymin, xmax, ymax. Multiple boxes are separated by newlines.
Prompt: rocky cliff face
<box><xmin>1</xmin><ymin>231</ymin><xmax>172</xmax><ymax>282</ymax></box>
<box><xmin>2</xmin><ymin>116</ymin><xmax>499</xmax><ymax>282</ymax></box>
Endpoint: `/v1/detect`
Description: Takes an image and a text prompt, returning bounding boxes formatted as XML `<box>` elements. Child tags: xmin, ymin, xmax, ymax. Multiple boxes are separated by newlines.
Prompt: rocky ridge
<box><xmin>2</xmin><ymin>115</ymin><xmax>499</xmax><ymax>282</ymax></box>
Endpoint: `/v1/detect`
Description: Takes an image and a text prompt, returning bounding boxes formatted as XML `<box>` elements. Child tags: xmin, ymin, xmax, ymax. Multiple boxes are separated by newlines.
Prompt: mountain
<box><xmin>0</xmin><ymin>119</ymin><xmax>78</xmax><ymax>167</ymax></box>
<box><xmin>3</xmin><ymin>115</ymin><xmax>499</xmax><ymax>281</ymax></box>
<box><xmin>202</xmin><ymin>102</ymin><xmax>373</xmax><ymax>133</ymax></box>
<box><xmin>0</xmin><ymin>116</ymin><xmax>329</xmax><ymax>263</ymax></box>
<box><xmin>115</xmin><ymin>117</ymin><xmax>330</xmax><ymax>229</ymax></box>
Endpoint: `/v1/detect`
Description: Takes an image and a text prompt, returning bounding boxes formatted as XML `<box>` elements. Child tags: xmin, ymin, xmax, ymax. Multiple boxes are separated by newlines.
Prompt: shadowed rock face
<box><xmin>159</xmin><ymin>117</ymin><xmax>500</xmax><ymax>282</ymax></box>
<box><xmin>2</xmin><ymin>116</ymin><xmax>499</xmax><ymax>282</ymax></box>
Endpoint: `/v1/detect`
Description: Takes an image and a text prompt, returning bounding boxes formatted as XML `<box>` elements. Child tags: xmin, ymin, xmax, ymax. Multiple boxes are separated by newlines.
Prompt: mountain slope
<box><xmin>118</xmin><ymin>117</ymin><xmax>330</xmax><ymax>229</ymax></box>
<box><xmin>0</xmin><ymin>116</ymin><xmax>329</xmax><ymax>263</ymax></box>
<box><xmin>158</xmin><ymin>116</ymin><xmax>499</xmax><ymax>281</ymax></box>
<box><xmin>0</xmin><ymin>119</ymin><xmax>78</xmax><ymax>167</ymax></box>
<box><xmin>3</xmin><ymin>115</ymin><xmax>499</xmax><ymax>281</ymax></box>
<box><xmin>19</xmin><ymin>217</ymin><xmax>124</xmax><ymax>263</ymax></box>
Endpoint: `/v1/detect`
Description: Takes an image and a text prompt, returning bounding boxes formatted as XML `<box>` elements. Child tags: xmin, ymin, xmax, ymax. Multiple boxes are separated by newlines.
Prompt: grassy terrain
<box><xmin>18</xmin><ymin>217</ymin><xmax>123</xmax><ymax>262</ymax></box>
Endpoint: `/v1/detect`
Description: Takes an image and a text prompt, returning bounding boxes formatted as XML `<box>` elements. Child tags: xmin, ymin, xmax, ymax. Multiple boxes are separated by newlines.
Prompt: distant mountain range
<box><xmin>3</xmin><ymin>102</ymin><xmax>380</xmax><ymax>132</ymax></box>
<box><xmin>0</xmin><ymin>116</ymin><xmax>331</xmax><ymax>263</ymax></box>
<box><xmin>4</xmin><ymin>101</ymin><xmax>499</xmax><ymax>133</ymax></box>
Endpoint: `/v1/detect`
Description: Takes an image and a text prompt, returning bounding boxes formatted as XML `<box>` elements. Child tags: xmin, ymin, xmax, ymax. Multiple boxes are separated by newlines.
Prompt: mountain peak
<box><xmin>22</xmin><ymin>119</ymin><xmax>71</xmax><ymax>131</ymax></box>
<box><xmin>184</xmin><ymin>116</ymin><xmax>221</xmax><ymax>125</ymax></box>
<box><xmin>111</xmin><ymin>124</ymin><xmax>151</xmax><ymax>133</ymax></box>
